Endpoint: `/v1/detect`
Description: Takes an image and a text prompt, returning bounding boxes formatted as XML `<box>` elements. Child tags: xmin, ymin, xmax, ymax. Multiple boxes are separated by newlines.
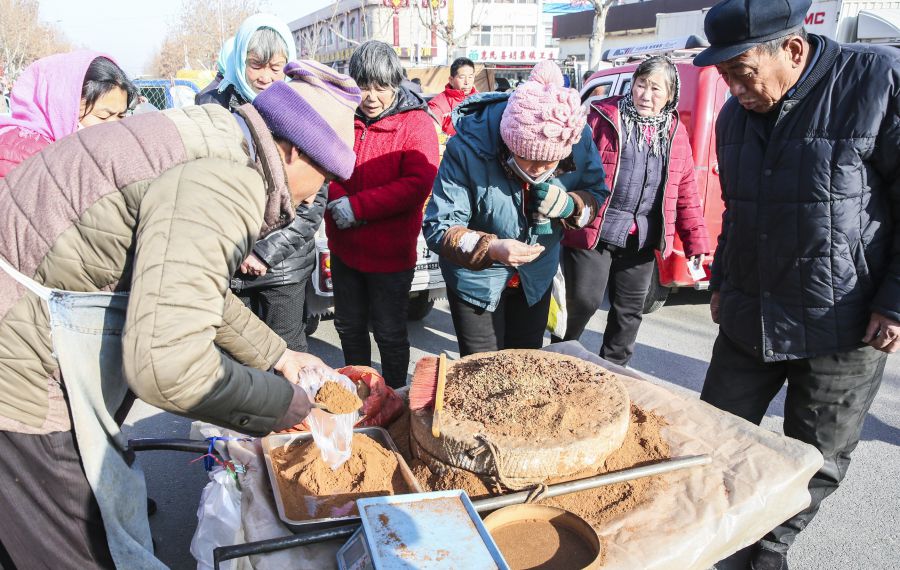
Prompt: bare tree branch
<box><xmin>585</xmin><ymin>0</ymin><xmax>616</xmax><ymax>70</ymax></box>
<box><xmin>150</xmin><ymin>0</ymin><xmax>262</xmax><ymax>77</ymax></box>
<box><xmin>0</xmin><ymin>0</ymin><xmax>71</xmax><ymax>85</ymax></box>
<box><xmin>413</xmin><ymin>0</ymin><xmax>486</xmax><ymax>57</ymax></box>
<box><xmin>325</xmin><ymin>2</ymin><xmax>360</xmax><ymax>47</ymax></box>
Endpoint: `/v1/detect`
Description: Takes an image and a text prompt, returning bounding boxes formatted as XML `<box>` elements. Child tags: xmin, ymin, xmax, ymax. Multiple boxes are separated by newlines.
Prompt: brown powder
<box><xmin>409</xmin><ymin>459</ymin><xmax>496</xmax><ymax>500</ymax></box>
<box><xmin>406</xmin><ymin>405</ymin><xmax>670</xmax><ymax>531</ymax></box>
<box><xmin>387</xmin><ymin>408</ymin><xmax>412</xmax><ymax>461</ymax></box>
<box><xmin>491</xmin><ymin>519</ymin><xmax>597</xmax><ymax>570</ymax></box>
<box><xmin>270</xmin><ymin>434</ymin><xmax>411</xmax><ymax>520</ymax></box>
<box><xmin>542</xmin><ymin>405</ymin><xmax>670</xmax><ymax>529</ymax></box>
<box><xmin>315</xmin><ymin>381</ymin><xmax>363</xmax><ymax>414</ymax></box>
<box><xmin>442</xmin><ymin>351</ymin><xmax>626</xmax><ymax>440</ymax></box>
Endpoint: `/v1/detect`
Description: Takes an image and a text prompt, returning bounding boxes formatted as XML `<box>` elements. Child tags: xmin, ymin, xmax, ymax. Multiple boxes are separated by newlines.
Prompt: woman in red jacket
<box><xmin>427</xmin><ymin>56</ymin><xmax>477</xmax><ymax>136</ymax></box>
<box><xmin>326</xmin><ymin>41</ymin><xmax>439</xmax><ymax>388</ymax></box>
<box><xmin>559</xmin><ymin>56</ymin><xmax>709</xmax><ymax>365</ymax></box>
<box><xmin>0</xmin><ymin>51</ymin><xmax>136</xmax><ymax>178</ymax></box>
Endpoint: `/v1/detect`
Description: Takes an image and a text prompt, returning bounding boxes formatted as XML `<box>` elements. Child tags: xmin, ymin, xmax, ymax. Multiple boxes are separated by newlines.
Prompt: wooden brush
<box><xmin>409</xmin><ymin>355</ymin><xmax>440</xmax><ymax>411</ymax></box>
<box><xmin>431</xmin><ymin>353</ymin><xmax>448</xmax><ymax>438</ymax></box>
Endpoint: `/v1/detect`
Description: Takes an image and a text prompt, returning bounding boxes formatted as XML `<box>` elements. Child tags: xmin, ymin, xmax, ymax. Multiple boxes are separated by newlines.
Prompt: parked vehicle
<box><xmin>133</xmin><ymin>79</ymin><xmax>200</xmax><ymax>110</ymax></box>
<box><xmin>803</xmin><ymin>0</ymin><xmax>900</xmax><ymax>45</ymax></box>
<box><xmin>585</xmin><ymin>38</ymin><xmax>730</xmax><ymax>313</ymax></box>
<box><xmin>305</xmin><ymin>224</ymin><xmax>446</xmax><ymax>335</ymax></box>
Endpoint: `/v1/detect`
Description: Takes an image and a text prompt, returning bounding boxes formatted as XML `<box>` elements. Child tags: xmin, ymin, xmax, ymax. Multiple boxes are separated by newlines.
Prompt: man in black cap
<box><xmin>693</xmin><ymin>0</ymin><xmax>900</xmax><ymax>569</ymax></box>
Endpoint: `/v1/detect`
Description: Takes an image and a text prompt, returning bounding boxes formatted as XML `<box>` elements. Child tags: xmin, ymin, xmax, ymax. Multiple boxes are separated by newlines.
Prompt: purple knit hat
<box><xmin>253</xmin><ymin>60</ymin><xmax>362</xmax><ymax>180</ymax></box>
<box><xmin>500</xmin><ymin>60</ymin><xmax>587</xmax><ymax>162</ymax></box>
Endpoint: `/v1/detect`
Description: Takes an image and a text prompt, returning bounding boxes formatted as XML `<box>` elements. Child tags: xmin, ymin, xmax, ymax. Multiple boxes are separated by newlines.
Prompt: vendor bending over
<box><xmin>424</xmin><ymin>60</ymin><xmax>609</xmax><ymax>357</ymax></box>
<box><xmin>0</xmin><ymin>60</ymin><xmax>360</xmax><ymax>568</ymax></box>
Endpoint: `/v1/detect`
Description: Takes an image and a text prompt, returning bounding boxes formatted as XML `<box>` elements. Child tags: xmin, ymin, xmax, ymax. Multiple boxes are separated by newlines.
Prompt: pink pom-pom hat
<box><xmin>499</xmin><ymin>60</ymin><xmax>587</xmax><ymax>162</ymax></box>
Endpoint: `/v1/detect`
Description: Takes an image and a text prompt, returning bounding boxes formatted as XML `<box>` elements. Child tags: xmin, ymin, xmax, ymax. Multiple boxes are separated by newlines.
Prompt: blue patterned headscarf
<box><xmin>216</xmin><ymin>36</ymin><xmax>235</xmax><ymax>76</ymax></box>
<box><xmin>218</xmin><ymin>14</ymin><xmax>296</xmax><ymax>102</ymax></box>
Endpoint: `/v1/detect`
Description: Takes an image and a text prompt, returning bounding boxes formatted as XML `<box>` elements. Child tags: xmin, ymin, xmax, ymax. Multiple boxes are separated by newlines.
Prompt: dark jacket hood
<box><xmin>451</xmin><ymin>92</ymin><xmax>510</xmax><ymax>160</ymax></box>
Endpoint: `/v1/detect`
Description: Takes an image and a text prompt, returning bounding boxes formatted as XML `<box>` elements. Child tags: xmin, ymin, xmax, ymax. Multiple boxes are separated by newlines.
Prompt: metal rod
<box><xmin>212</xmin><ymin>524</ymin><xmax>358</xmax><ymax>570</ymax></box>
<box><xmin>128</xmin><ymin>438</ymin><xmax>211</xmax><ymax>454</ymax></box>
<box><xmin>471</xmin><ymin>454</ymin><xmax>712</xmax><ymax>512</ymax></box>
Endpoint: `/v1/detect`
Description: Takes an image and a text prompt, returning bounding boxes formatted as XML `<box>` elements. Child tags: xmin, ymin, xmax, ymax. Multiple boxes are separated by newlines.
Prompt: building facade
<box><xmin>552</xmin><ymin>0</ymin><xmax>716</xmax><ymax>75</ymax></box>
<box><xmin>553</xmin><ymin>0</ymin><xmax>900</xmax><ymax>78</ymax></box>
<box><xmin>288</xmin><ymin>0</ymin><xmax>558</xmax><ymax>74</ymax></box>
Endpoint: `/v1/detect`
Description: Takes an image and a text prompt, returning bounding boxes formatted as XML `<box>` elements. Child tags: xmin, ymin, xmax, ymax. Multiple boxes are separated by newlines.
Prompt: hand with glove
<box><xmin>530</xmin><ymin>182</ymin><xmax>575</xmax><ymax>220</ymax></box>
<box><xmin>327</xmin><ymin>196</ymin><xmax>357</xmax><ymax>229</ymax></box>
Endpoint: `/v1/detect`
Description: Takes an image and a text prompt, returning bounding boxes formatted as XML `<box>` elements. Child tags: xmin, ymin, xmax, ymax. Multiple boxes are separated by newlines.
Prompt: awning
<box><xmin>857</xmin><ymin>9</ymin><xmax>900</xmax><ymax>41</ymax></box>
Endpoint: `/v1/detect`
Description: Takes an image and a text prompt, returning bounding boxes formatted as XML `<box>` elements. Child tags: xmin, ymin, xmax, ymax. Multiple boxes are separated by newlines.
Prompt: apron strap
<box><xmin>0</xmin><ymin>256</ymin><xmax>52</xmax><ymax>301</ymax></box>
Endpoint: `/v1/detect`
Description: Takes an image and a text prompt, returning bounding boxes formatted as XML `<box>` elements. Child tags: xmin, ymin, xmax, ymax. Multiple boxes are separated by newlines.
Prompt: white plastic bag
<box><xmin>547</xmin><ymin>263</ymin><xmax>568</xmax><ymax>338</ymax></box>
<box><xmin>297</xmin><ymin>368</ymin><xmax>360</xmax><ymax>470</ymax></box>
<box><xmin>191</xmin><ymin>467</ymin><xmax>243</xmax><ymax>570</ymax></box>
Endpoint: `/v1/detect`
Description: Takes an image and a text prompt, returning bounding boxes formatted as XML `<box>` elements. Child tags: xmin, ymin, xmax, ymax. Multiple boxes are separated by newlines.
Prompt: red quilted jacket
<box><xmin>427</xmin><ymin>83</ymin><xmax>477</xmax><ymax>136</ymax></box>
<box><xmin>562</xmin><ymin>96</ymin><xmax>709</xmax><ymax>258</ymax></box>
<box><xmin>0</xmin><ymin>127</ymin><xmax>51</xmax><ymax>179</ymax></box>
<box><xmin>327</xmin><ymin>89</ymin><xmax>440</xmax><ymax>273</ymax></box>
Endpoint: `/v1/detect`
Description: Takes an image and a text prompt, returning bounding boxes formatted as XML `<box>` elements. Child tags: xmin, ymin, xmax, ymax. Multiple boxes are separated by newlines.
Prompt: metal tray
<box><xmin>357</xmin><ymin>490</ymin><xmax>509</xmax><ymax>569</ymax></box>
<box><xmin>261</xmin><ymin>427</ymin><xmax>423</xmax><ymax>533</ymax></box>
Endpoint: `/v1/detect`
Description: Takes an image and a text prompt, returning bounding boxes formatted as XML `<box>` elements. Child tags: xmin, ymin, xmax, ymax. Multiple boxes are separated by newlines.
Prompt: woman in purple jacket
<box><xmin>559</xmin><ymin>56</ymin><xmax>710</xmax><ymax>365</ymax></box>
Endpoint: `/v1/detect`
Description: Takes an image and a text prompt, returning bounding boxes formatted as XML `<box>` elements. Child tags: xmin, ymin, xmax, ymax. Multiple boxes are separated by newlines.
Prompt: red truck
<box><xmin>582</xmin><ymin>39</ymin><xmax>731</xmax><ymax>312</ymax></box>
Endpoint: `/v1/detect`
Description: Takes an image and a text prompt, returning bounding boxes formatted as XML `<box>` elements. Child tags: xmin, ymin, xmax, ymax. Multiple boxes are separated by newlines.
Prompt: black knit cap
<box><xmin>693</xmin><ymin>0</ymin><xmax>812</xmax><ymax>67</ymax></box>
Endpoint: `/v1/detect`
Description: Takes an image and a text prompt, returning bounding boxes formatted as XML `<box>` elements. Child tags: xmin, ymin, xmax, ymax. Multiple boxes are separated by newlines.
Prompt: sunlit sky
<box><xmin>38</xmin><ymin>0</ymin><xmax>334</xmax><ymax>76</ymax></box>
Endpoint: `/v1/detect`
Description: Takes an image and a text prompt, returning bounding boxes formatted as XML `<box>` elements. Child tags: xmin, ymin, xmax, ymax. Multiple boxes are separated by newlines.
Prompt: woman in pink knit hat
<box><xmin>424</xmin><ymin>60</ymin><xmax>610</xmax><ymax>356</ymax></box>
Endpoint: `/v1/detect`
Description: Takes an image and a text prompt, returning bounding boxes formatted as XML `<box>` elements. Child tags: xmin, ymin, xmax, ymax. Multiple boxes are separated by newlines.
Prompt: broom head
<box><xmin>409</xmin><ymin>355</ymin><xmax>440</xmax><ymax>411</ymax></box>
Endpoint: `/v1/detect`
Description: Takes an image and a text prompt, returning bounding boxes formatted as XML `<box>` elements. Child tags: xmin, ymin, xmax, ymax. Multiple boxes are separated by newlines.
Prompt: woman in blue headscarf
<box><xmin>195</xmin><ymin>14</ymin><xmax>295</xmax><ymax>110</ymax></box>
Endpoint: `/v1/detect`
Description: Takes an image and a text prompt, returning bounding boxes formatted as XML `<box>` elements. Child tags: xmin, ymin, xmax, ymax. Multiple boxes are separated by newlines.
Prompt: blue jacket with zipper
<box><xmin>423</xmin><ymin>93</ymin><xmax>608</xmax><ymax>311</ymax></box>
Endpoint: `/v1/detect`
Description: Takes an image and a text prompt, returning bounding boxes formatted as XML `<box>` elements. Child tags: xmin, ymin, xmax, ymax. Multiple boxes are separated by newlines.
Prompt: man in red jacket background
<box><xmin>428</xmin><ymin>56</ymin><xmax>477</xmax><ymax>136</ymax></box>
<box><xmin>326</xmin><ymin>40</ymin><xmax>439</xmax><ymax>388</ymax></box>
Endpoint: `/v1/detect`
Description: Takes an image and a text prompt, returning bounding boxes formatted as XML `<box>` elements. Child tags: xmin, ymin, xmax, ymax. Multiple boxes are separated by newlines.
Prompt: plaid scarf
<box><xmin>618</xmin><ymin>58</ymin><xmax>681</xmax><ymax>157</ymax></box>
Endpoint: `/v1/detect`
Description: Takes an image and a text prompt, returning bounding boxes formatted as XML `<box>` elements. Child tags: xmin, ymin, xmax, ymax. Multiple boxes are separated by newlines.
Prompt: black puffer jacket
<box><xmin>712</xmin><ymin>36</ymin><xmax>900</xmax><ymax>361</ymax></box>
<box><xmin>231</xmin><ymin>185</ymin><xmax>327</xmax><ymax>292</ymax></box>
<box><xmin>195</xmin><ymin>77</ymin><xmax>248</xmax><ymax>112</ymax></box>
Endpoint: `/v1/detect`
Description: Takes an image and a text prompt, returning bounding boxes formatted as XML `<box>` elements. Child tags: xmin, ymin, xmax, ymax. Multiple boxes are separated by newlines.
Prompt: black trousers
<box><xmin>702</xmin><ymin>331</ymin><xmax>887</xmax><ymax>559</ymax></box>
<box><xmin>0</xmin><ymin>429</ymin><xmax>116</xmax><ymax>569</ymax></box>
<box><xmin>331</xmin><ymin>255</ymin><xmax>413</xmax><ymax>389</ymax></box>
<box><xmin>557</xmin><ymin>238</ymin><xmax>656</xmax><ymax>365</ymax></box>
<box><xmin>237</xmin><ymin>279</ymin><xmax>309</xmax><ymax>352</ymax></box>
<box><xmin>447</xmin><ymin>285</ymin><xmax>552</xmax><ymax>357</ymax></box>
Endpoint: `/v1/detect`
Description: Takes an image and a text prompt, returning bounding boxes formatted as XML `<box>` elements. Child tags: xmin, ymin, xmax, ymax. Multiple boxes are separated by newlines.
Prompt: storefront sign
<box><xmin>467</xmin><ymin>47</ymin><xmax>559</xmax><ymax>63</ymax></box>
<box><xmin>315</xmin><ymin>45</ymin><xmax>435</xmax><ymax>64</ymax></box>
<box><xmin>316</xmin><ymin>48</ymin><xmax>355</xmax><ymax>64</ymax></box>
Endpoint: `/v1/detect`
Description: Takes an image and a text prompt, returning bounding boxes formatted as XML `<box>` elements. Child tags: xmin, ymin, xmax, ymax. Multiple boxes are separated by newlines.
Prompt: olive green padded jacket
<box><xmin>0</xmin><ymin>104</ymin><xmax>305</xmax><ymax>436</ymax></box>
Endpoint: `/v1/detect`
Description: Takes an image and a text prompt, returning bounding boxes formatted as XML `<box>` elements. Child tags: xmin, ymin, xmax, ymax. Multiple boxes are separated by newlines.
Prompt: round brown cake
<box><xmin>411</xmin><ymin>350</ymin><xmax>630</xmax><ymax>486</ymax></box>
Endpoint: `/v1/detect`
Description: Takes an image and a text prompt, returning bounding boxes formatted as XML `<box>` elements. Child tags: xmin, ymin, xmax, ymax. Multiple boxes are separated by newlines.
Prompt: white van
<box><xmin>304</xmin><ymin>224</ymin><xmax>446</xmax><ymax>335</ymax></box>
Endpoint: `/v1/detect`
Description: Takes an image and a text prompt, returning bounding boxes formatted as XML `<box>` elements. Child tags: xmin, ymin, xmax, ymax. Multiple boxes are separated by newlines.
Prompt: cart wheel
<box><xmin>407</xmin><ymin>292</ymin><xmax>434</xmax><ymax>321</ymax></box>
<box><xmin>305</xmin><ymin>314</ymin><xmax>320</xmax><ymax>336</ymax></box>
<box><xmin>643</xmin><ymin>263</ymin><xmax>670</xmax><ymax>314</ymax></box>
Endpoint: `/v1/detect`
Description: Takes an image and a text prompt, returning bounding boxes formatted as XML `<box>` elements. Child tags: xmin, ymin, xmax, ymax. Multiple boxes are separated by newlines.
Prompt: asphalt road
<box><xmin>124</xmin><ymin>290</ymin><xmax>899</xmax><ymax>569</ymax></box>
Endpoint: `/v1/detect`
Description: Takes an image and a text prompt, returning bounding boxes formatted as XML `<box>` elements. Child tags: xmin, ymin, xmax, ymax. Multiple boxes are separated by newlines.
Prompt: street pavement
<box><xmin>125</xmin><ymin>290</ymin><xmax>899</xmax><ymax>569</ymax></box>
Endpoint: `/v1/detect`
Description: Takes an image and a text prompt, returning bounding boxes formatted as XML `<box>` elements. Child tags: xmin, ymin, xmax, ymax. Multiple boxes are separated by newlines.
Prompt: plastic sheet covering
<box><xmin>190</xmin><ymin>467</ymin><xmax>243</xmax><ymax>570</ymax></box>
<box><xmin>544</xmin><ymin>342</ymin><xmax>823</xmax><ymax>569</ymax></box>
<box><xmin>296</xmin><ymin>368</ymin><xmax>359</xmax><ymax>469</ymax></box>
<box><xmin>191</xmin><ymin>342</ymin><xmax>822</xmax><ymax>570</ymax></box>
